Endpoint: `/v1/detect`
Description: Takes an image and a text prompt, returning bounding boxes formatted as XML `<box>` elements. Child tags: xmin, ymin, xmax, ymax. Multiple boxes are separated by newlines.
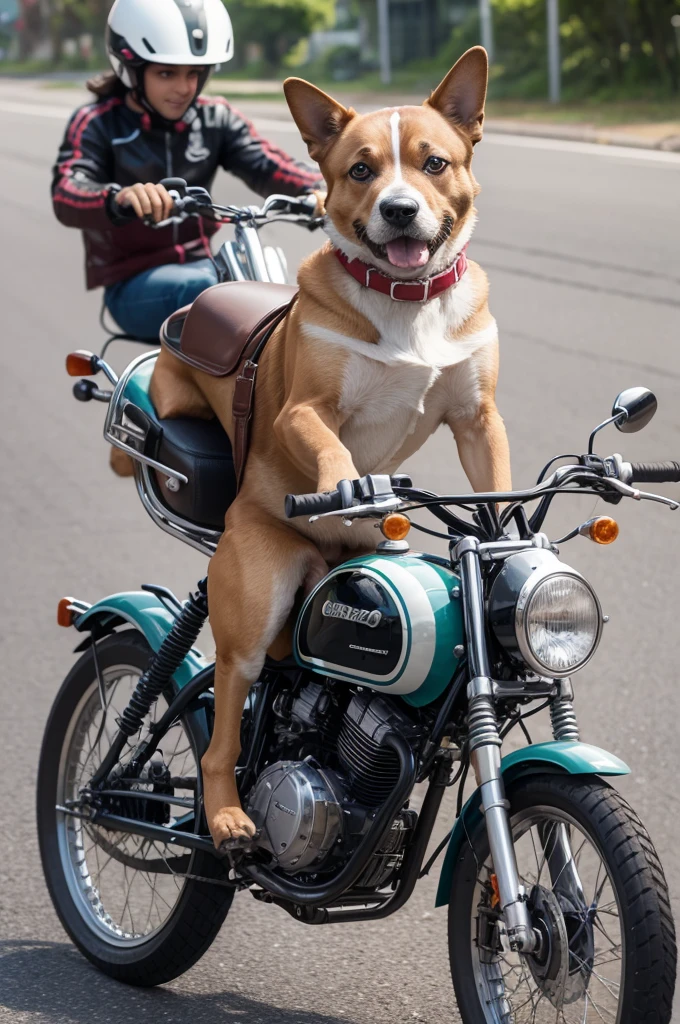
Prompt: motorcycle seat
<box><xmin>120</xmin><ymin>354</ymin><xmax>235</xmax><ymax>530</ymax></box>
<box><xmin>148</xmin><ymin>411</ymin><xmax>236</xmax><ymax>531</ymax></box>
<box><xmin>161</xmin><ymin>280</ymin><xmax>297</xmax><ymax>377</ymax></box>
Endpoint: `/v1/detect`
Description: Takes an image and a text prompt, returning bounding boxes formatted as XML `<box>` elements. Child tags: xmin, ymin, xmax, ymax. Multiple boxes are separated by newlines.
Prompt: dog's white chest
<box><xmin>339</xmin><ymin>354</ymin><xmax>439</xmax><ymax>473</ymax></box>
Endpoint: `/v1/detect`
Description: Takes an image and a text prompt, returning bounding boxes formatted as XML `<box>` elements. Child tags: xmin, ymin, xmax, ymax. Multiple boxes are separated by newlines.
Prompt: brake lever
<box><xmin>597</xmin><ymin>475</ymin><xmax>678</xmax><ymax>509</ymax></box>
<box><xmin>637</xmin><ymin>490</ymin><xmax>679</xmax><ymax>510</ymax></box>
<box><xmin>310</xmin><ymin>495</ymin><xmax>403</xmax><ymax>522</ymax></box>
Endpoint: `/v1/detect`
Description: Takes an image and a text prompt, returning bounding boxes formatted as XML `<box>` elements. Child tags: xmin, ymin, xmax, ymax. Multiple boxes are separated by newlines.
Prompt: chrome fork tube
<box><xmin>236</xmin><ymin>220</ymin><xmax>271</xmax><ymax>282</ymax></box>
<box><xmin>456</xmin><ymin>538</ymin><xmax>537</xmax><ymax>952</ymax></box>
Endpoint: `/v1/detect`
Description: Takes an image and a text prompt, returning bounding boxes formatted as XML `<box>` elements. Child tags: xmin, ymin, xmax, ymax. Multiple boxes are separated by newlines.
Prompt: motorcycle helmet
<box><xmin>106</xmin><ymin>0</ymin><xmax>233</xmax><ymax>119</ymax></box>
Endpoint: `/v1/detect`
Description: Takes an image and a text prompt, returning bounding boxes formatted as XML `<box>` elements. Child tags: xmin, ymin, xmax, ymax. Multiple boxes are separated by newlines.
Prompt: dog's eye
<box><xmin>349</xmin><ymin>162</ymin><xmax>373</xmax><ymax>182</ymax></box>
<box><xmin>423</xmin><ymin>156</ymin><xmax>448</xmax><ymax>175</ymax></box>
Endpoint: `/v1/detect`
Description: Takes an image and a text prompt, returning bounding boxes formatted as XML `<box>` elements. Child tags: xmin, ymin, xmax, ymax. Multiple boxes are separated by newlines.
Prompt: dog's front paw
<box><xmin>209</xmin><ymin>806</ymin><xmax>257</xmax><ymax>852</ymax></box>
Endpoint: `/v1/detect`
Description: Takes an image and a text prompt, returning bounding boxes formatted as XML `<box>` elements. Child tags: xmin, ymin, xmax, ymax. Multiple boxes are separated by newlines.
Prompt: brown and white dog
<box><xmin>149</xmin><ymin>45</ymin><xmax>511</xmax><ymax>849</ymax></box>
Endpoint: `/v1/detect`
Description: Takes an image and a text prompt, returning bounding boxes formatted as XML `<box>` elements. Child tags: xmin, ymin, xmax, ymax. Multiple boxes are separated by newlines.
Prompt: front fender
<box><xmin>434</xmin><ymin>741</ymin><xmax>630</xmax><ymax>908</ymax></box>
<box><xmin>74</xmin><ymin>591</ymin><xmax>210</xmax><ymax>689</ymax></box>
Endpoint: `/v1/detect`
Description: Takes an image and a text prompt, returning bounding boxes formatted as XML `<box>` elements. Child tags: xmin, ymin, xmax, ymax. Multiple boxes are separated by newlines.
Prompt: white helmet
<box><xmin>107</xmin><ymin>0</ymin><xmax>233</xmax><ymax>90</ymax></box>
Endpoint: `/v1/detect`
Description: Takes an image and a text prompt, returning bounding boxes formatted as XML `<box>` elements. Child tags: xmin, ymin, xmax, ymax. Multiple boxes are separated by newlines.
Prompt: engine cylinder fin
<box><xmin>337</xmin><ymin>715</ymin><xmax>402</xmax><ymax>805</ymax></box>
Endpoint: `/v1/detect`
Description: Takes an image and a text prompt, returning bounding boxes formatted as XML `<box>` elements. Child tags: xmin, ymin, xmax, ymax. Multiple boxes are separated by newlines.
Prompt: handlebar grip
<box><xmin>285</xmin><ymin>489</ymin><xmax>343</xmax><ymax>519</ymax></box>
<box><xmin>630</xmin><ymin>461</ymin><xmax>680</xmax><ymax>484</ymax></box>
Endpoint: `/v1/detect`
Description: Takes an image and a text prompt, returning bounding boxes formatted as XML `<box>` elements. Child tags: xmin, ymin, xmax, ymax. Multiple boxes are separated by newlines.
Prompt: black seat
<box><xmin>130</xmin><ymin>401</ymin><xmax>235</xmax><ymax>531</ymax></box>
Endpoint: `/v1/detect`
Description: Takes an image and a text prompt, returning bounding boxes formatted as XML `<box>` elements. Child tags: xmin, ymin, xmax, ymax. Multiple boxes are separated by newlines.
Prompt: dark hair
<box><xmin>86</xmin><ymin>70</ymin><xmax>129</xmax><ymax>99</ymax></box>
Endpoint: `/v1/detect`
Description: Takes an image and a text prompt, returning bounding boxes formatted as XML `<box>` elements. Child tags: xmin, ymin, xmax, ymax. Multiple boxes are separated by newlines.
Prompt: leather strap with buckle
<box><xmin>232</xmin><ymin>294</ymin><xmax>297</xmax><ymax>489</ymax></box>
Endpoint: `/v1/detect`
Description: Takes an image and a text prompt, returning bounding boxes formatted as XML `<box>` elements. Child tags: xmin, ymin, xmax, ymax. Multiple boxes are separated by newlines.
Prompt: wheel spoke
<box><xmin>56</xmin><ymin>662</ymin><xmax>197</xmax><ymax>945</ymax></box>
<box><xmin>469</xmin><ymin>804</ymin><xmax>626</xmax><ymax>1024</ymax></box>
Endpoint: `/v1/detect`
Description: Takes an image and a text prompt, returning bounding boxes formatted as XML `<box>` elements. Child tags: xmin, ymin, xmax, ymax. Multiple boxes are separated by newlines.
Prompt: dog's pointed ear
<box><xmin>425</xmin><ymin>46</ymin><xmax>488</xmax><ymax>145</ymax></box>
<box><xmin>284</xmin><ymin>78</ymin><xmax>355</xmax><ymax>162</ymax></box>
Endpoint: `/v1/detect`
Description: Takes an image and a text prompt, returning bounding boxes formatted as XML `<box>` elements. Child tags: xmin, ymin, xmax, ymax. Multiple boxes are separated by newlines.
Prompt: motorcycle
<box><xmin>38</xmin><ymin>185</ymin><xmax>680</xmax><ymax>1022</ymax></box>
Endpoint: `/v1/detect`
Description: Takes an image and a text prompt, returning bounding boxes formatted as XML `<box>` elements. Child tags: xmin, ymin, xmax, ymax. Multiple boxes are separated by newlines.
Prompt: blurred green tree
<box><xmin>225</xmin><ymin>0</ymin><xmax>335</xmax><ymax>70</ymax></box>
<box><xmin>439</xmin><ymin>0</ymin><xmax>680</xmax><ymax>96</ymax></box>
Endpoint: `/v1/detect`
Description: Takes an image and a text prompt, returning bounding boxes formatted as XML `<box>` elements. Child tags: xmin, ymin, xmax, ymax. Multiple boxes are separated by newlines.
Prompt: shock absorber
<box><xmin>89</xmin><ymin>578</ymin><xmax>209</xmax><ymax>787</ymax></box>
<box><xmin>117</xmin><ymin>578</ymin><xmax>208</xmax><ymax>737</ymax></box>
<box><xmin>550</xmin><ymin>679</ymin><xmax>580</xmax><ymax>742</ymax></box>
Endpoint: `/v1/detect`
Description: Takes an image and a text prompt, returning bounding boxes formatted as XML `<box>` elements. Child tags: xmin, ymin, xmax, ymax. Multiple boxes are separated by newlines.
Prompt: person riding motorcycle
<box><xmin>51</xmin><ymin>0</ymin><xmax>323</xmax><ymax>339</ymax></box>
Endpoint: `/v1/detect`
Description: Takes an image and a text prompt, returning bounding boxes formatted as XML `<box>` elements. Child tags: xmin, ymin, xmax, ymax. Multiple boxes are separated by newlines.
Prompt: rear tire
<box><xmin>37</xmin><ymin>630</ymin><xmax>233</xmax><ymax>986</ymax></box>
<box><xmin>448</xmin><ymin>774</ymin><xmax>676</xmax><ymax>1023</ymax></box>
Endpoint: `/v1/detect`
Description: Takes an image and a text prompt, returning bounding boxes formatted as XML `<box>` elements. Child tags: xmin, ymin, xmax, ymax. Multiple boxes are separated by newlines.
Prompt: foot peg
<box><xmin>217</xmin><ymin>830</ymin><xmax>261</xmax><ymax>855</ymax></box>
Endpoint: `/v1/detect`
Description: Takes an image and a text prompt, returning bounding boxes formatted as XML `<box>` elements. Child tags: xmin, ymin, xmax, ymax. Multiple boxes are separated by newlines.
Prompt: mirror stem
<box><xmin>588</xmin><ymin>412</ymin><xmax>626</xmax><ymax>455</ymax></box>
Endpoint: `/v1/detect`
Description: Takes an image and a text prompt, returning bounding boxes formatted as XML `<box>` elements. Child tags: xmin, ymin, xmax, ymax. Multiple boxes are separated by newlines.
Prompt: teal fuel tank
<box><xmin>293</xmin><ymin>553</ymin><xmax>465</xmax><ymax>707</ymax></box>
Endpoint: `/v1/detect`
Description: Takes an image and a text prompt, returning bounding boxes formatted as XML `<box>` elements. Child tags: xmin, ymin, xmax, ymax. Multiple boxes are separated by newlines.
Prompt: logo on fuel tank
<box><xmin>321</xmin><ymin>600</ymin><xmax>382</xmax><ymax>628</ymax></box>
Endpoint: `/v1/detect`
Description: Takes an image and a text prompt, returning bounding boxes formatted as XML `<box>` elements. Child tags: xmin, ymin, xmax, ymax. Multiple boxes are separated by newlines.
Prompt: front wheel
<box><xmin>448</xmin><ymin>774</ymin><xmax>676</xmax><ymax>1024</ymax></box>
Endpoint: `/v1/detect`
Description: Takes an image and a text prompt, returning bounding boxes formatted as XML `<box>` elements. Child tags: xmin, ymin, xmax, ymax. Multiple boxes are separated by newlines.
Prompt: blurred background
<box><xmin>1</xmin><ymin>0</ymin><xmax>680</xmax><ymax>131</ymax></box>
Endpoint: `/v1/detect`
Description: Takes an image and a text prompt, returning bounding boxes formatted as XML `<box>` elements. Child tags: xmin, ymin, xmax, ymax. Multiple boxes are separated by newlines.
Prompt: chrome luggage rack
<box><xmin>103</xmin><ymin>350</ymin><xmax>222</xmax><ymax>558</ymax></box>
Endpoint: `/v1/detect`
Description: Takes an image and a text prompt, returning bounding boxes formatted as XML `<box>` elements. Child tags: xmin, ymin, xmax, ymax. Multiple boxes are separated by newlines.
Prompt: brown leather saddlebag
<box><xmin>160</xmin><ymin>281</ymin><xmax>297</xmax><ymax>487</ymax></box>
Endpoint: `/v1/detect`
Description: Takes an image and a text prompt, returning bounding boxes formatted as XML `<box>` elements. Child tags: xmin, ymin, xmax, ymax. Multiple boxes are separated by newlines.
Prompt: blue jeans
<box><xmin>105</xmin><ymin>259</ymin><xmax>219</xmax><ymax>340</ymax></box>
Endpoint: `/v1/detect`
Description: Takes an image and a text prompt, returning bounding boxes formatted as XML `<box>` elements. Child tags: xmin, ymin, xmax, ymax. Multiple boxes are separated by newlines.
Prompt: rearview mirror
<box><xmin>612</xmin><ymin>387</ymin><xmax>657</xmax><ymax>434</ymax></box>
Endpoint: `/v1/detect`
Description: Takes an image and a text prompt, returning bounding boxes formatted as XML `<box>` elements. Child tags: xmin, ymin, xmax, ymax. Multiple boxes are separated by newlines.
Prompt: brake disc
<box><xmin>526</xmin><ymin>884</ymin><xmax>570</xmax><ymax>1008</ymax></box>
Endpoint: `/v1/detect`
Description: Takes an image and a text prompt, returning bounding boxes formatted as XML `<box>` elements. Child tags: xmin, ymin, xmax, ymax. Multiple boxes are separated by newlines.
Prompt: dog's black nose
<box><xmin>379</xmin><ymin>197</ymin><xmax>419</xmax><ymax>228</ymax></box>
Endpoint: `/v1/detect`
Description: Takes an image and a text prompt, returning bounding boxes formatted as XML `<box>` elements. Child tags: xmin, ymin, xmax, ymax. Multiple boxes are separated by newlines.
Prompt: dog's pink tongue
<box><xmin>385</xmin><ymin>236</ymin><xmax>429</xmax><ymax>269</ymax></box>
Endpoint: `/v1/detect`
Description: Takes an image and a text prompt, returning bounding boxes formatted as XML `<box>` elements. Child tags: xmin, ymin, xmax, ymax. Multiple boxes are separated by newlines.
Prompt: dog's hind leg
<box><xmin>201</xmin><ymin>500</ymin><xmax>328</xmax><ymax>849</ymax></box>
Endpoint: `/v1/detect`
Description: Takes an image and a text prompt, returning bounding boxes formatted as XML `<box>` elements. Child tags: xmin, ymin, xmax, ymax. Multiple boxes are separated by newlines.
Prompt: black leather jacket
<box><xmin>52</xmin><ymin>93</ymin><xmax>322</xmax><ymax>289</ymax></box>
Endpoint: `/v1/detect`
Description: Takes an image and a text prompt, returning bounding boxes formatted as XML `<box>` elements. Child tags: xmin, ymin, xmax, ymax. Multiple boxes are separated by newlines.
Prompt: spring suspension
<box><xmin>467</xmin><ymin>692</ymin><xmax>502</xmax><ymax>751</ymax></box>
<box><xmin>117</xmin><ymin>577</ymin><xmax>209</xmax><ymax>738</ymax></box>
<box><xmin>550</xmin><ymin>697</ymin><xmax>580</xmax><ymax>742</ymax></box>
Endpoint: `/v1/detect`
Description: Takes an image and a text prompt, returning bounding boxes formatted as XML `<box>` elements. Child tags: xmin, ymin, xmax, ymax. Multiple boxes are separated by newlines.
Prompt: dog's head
<box><xmin>284</xmin><ymin>47</ymin><xmax>487</xmax><ymax>279</ymax></box>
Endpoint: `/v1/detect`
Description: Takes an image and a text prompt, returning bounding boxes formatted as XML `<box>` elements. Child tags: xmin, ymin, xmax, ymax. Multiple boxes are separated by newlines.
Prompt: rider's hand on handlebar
<box><xmin>115</xmin><ymin>182</ymin><xmax>174</xmax><ymax>223</ymax></box>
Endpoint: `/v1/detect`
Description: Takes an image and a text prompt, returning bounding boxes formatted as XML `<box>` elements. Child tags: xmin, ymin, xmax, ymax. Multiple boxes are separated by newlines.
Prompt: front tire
<box><xmin>448</xmin><ymin>774</ymin><xmax>676</xmax><ymax>1024</ymax></box>
<box><xmin>37</xmin><ymin>630</ymin><xmax>233</xmax><ymax>986</ymax></box>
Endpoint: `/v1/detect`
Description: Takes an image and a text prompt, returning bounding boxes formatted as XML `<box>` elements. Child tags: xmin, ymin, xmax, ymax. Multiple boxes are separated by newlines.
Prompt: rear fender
<box><xmin>72</xmin><ymin>591</ymin><xmax>210</xmax><ymax>689</ymax></box>
<box><xmin>434</xmin><ymin>741</ymin><xmax>630</xmax><ymax>908</ymax></box>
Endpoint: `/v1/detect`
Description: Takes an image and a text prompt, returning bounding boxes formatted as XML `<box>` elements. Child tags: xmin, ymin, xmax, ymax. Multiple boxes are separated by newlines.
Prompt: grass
<box><xmin>209</xmin><ymin>79</ymin><xmax>680</xmax><ymax>126</ymax></box>
<box><xmin>484</xmin><ymin>97</ymin><xmax>680</xmax><ymax>127</ymax></box>
<box><xmin>4</xmin><ymin>59</ymin><xmax>677</xmax><ymax>127</ymax></box>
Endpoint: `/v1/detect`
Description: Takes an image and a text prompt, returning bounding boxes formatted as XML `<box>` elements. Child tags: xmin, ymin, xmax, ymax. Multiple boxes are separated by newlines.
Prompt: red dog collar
<box><xmin>335</xmin><ymin>245</ymin><xmax>468</xmax><ymax>302</ymax></box>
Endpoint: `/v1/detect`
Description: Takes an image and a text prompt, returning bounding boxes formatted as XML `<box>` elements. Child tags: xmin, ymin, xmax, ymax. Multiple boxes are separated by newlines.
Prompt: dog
<box><xmin>148</xmin><ymin>45</ymin><xmax>511</xmax><ymax>849</ymax></box>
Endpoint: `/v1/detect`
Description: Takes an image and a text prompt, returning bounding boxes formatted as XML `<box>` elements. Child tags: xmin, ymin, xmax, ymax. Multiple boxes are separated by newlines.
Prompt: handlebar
<box><xmin>284</xmin><ymin>457</ymin><xmax>678</xmax><ymax>541</ymax></box>
<box><xmin>151</xmin><ymin>178</ymin><xmax>322</xmax><ymax>231</ymax></box>
<box><xmin>630</xmin><ymin>462</ymin><xmax>680</xmax><ymax>484</ymax></box>
<box><xmin>286</xmin><ymin>474</ymin><xmax>413</xmax><ymax>519</ymax></box>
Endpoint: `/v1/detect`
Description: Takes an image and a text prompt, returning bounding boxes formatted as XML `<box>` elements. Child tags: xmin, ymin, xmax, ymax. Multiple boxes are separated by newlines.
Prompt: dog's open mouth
<box><xmin>353</xmin><ymin>216</ymin><xmax>454</xmax><ymax>271</ymax></box>
<box><xmin>384</xmin><ymin>237</ymin><xmax>430</xmax><ymax>269</ymax></box>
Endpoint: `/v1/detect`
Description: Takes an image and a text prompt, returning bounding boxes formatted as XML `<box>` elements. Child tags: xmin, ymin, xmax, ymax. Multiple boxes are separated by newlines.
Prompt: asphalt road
<box><xmin>0</xmin><ymin>81</ymin><xmax>679</xmax><ymax>1024</ymax></box>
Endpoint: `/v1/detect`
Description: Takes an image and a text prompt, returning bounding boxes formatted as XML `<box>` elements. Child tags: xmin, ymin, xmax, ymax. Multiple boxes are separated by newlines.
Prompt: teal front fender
<box><xmin>74</xmin><ymin>591</ymin><xmax>210</xmax><ymax>689</ymax></box>
<box><xmin>434</xmin><ymin>741</ymin><xmax>630</xmax><ymax>908</ymax></box>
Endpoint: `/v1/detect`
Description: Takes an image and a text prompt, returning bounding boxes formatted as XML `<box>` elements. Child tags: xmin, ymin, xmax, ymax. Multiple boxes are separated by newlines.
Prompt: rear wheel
<box><xmin>448</xmin><ymin>774</ymin><xmax>676</xmax><ymax>1024</ymax></box>
<box><xmin>37</xmin><ymin>630</ymin><xmax>233</xmax><ymax>986</ymax></box>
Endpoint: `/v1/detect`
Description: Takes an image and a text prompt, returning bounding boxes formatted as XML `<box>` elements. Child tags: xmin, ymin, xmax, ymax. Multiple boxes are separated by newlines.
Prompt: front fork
<box><xmin>457</xmin><ymin>538</ymin><xmax>538</xmax><ymax>952</ymax></box>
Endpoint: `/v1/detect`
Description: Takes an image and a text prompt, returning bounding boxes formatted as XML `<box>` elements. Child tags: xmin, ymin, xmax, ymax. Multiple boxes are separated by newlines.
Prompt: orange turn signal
<box><xmin>57</xmin><ymin>597</ymin><xmax>75</xmax><ymax>627</ymax></box>
<box><xmin>380</xmin><ymin>513</ymin><xmax>411</xmax><ymax>541</ymax></box>
<box><xmin>66</xmin><ymin>350</ymin><xmax>98</xmax><ymax>377</ymax></box>
<box><xmin>584</xmin><ymin>516</ymin><xmax>619</xmax><ymax>545</ymax></box>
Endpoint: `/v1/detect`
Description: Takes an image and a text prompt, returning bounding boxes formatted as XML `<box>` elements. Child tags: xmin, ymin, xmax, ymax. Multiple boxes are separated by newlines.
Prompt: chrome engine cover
<box><xmin>246</xmin><ymin>761</ymin><xmax>345</xmax><ymax>873</ymax></box>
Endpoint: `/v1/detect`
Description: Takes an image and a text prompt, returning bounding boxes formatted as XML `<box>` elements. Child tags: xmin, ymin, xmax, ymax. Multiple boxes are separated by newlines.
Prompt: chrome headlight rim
<box><xmin>515</xmin><ymin>565</ymin><xmax>603</xmax><ymax>678</ymax></box>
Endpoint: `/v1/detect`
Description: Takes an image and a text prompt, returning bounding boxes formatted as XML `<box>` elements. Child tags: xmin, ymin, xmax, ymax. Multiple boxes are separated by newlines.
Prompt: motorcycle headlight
<box><xmin>489</xmin><ymin>551</ymin><xmax>603</xmax><ymax>678</ymax></box>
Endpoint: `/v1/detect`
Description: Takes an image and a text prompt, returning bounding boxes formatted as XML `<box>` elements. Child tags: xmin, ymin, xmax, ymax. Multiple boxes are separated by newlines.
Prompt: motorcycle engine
<box><xmin>246</xmin><ymin>760</ymin><xmax>346</xmax><ymax>873</ymax></box>
<box><xmin>245</xmin><ymin>685</ymin><xmax>420</xmax><ymax>879</ymax></box>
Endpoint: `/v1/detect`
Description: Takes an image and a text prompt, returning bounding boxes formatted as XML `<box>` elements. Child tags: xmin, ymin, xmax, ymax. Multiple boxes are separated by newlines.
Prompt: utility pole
<box><xmin>377</xmin><ymin>0</ymin><xmax>391</xmax><ymax>86</ymax></box>
<box><xmin>479</xmin><ymin>0</ymin><xmax>493</xmax><ymax>63</ymax></box>
<box><xmin>547</xmin><ymin>0</ymin><xmax>560</xmax><ymax>103</ymax></box>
